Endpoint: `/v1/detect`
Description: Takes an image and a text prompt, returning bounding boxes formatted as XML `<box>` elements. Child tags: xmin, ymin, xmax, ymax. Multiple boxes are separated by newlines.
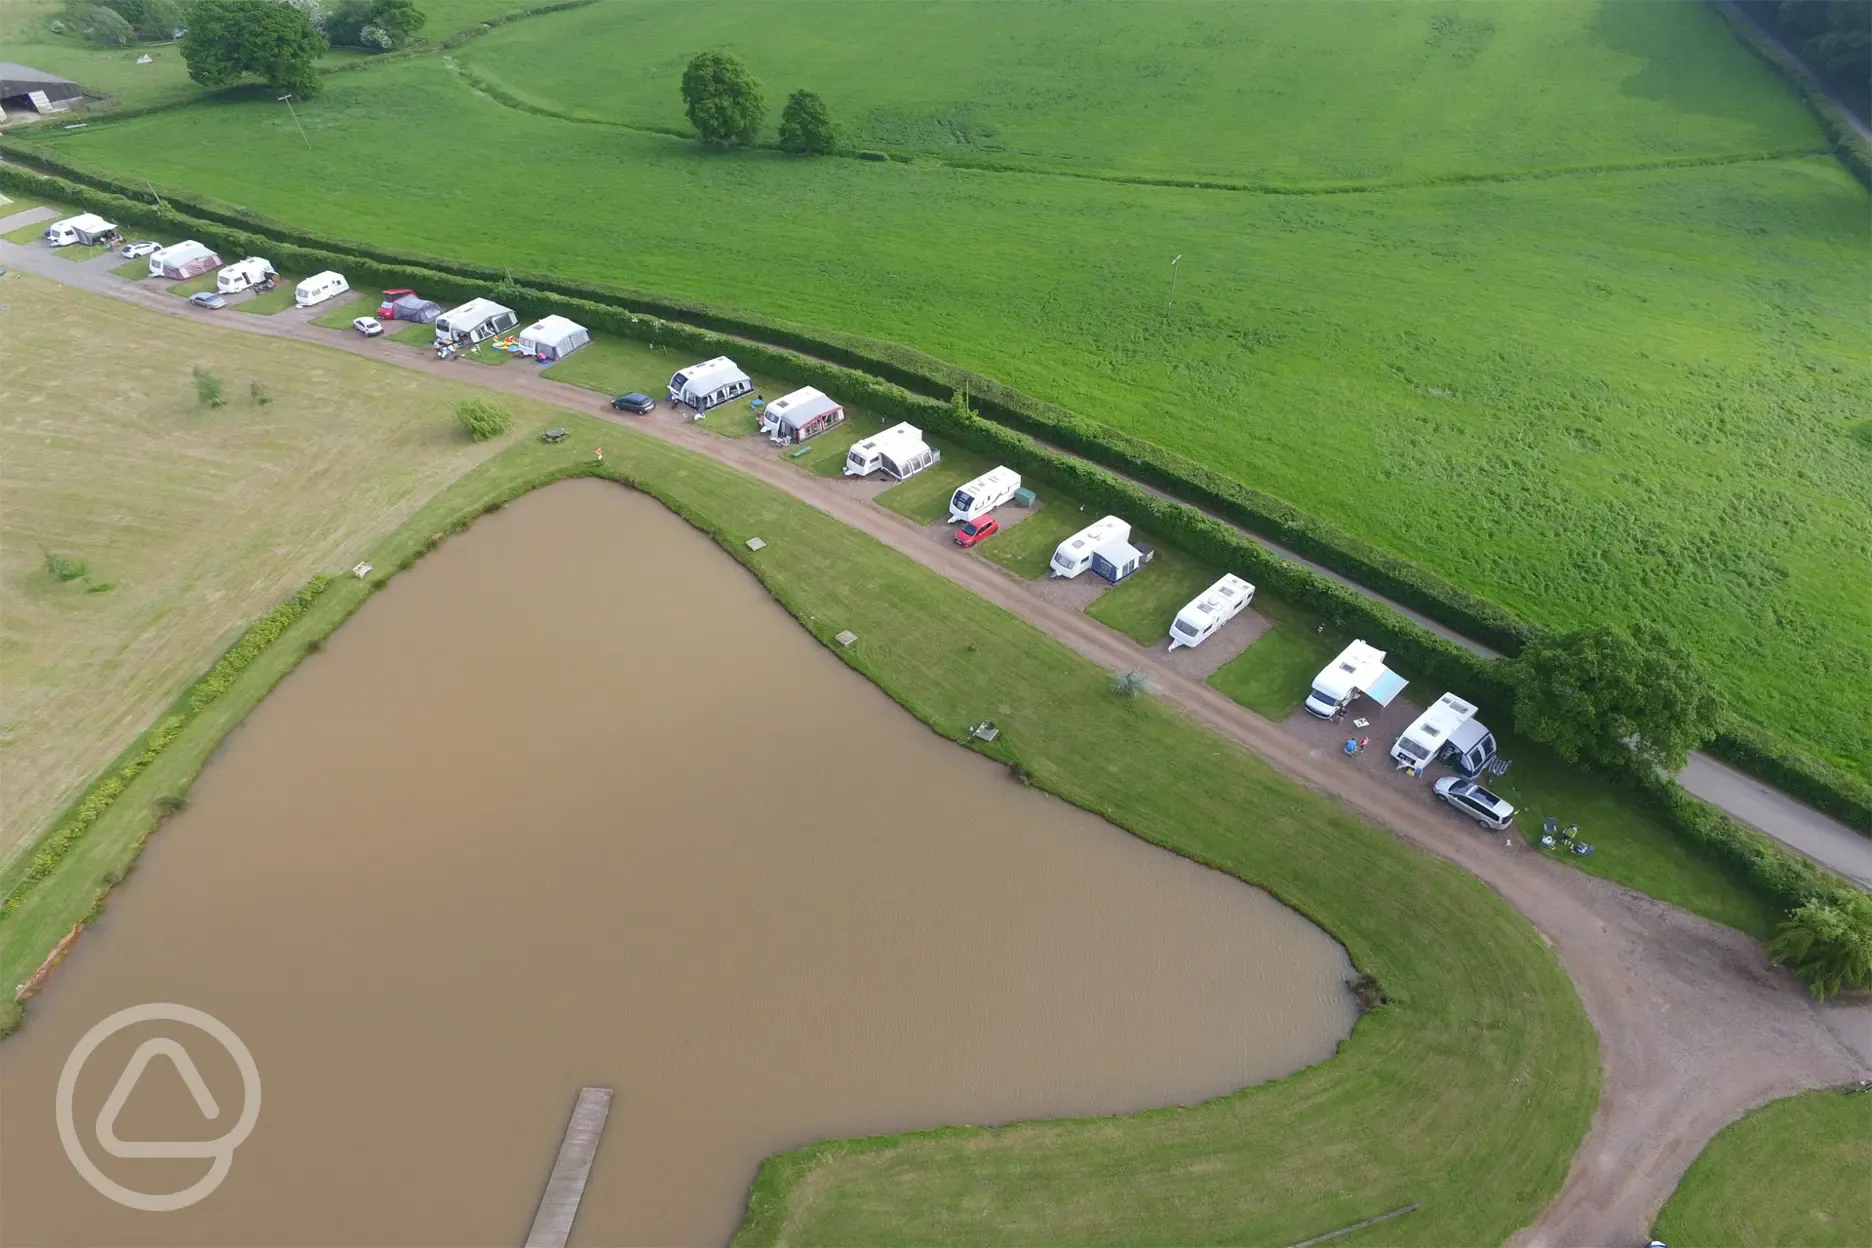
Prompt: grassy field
<box><xmin>1653</xmin><ymin>1088</ymin><xmax>1872</xmax><ymax>1246</ymax></box>
<box><xmin>460</xmin><ymin>0</ymin><xmax>1819</xmax><ymax>184</ymax></box>
<box><xmin>540</xmin><ymin>333</ymin><xmax>679</xmax><ymax>397</ymax></box>
<box><xmin>165</xmin><ymin>271</ymin><xmax>217</xmax><ymax>297</ymax></box>
<box><xmin>1084</xmin><ymin>536</ymin><xmax>1219</xmax><ymax>646</ymax></box>
<box><xmin>26</xmin><ymin>33</ymin><xmax>1870</xmax><ymax>778</ymax></box>
<box><xmin>2</xmin><ymin>216</ymin><xmax>60</xmax><ymax>243</ymax></box>
<box><xmin>0</xmin><ymin>271</ymin><xmax>515</xmax><ymax>863</ymax></box>
<box><xmin>233</xmin><ymin>277</ymin><xmax>308</xmax><ymax>315</ymax></box>
<box><xmin>1211</xmin><ymin>605</ymin><xmax>1350</xmax><ymax>721</ymax></box>
<box><xmin>875</xmin><ymin>442</ymin><xmax>1000</xmax><ymax>525</ymax></box>
<box><xmin>310</xmin><ymin>291</ymin><xmax>384</xmax><ymax>329</ymax></box>
<box><xmin>0</xmin><ymin>369</ymin><xmax>1598</xmax><ymax>1245</ymax></box>
<box><xmin>978</xmin><ymin>501</ymin><xmax>1082</xmax><ymax>580</ymax></box>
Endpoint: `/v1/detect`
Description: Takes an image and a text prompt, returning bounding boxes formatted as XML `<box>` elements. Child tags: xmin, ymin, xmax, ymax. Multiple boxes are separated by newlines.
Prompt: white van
<box><xmin>1304</xmin><ymin>640</ymin><xmax>1407</xmax><ymax>720</ymax></box>
<box><xmin>1167</xmin><ymin>574</ymin><xmax>1256</xmax><ymax>650</ymax></box>
<box><xmin>1050</xmin><ymin>515</ymin><xmax>1131</xmax><ymax>578</ymax></box>
<box><xmin>1390</xmin><ymin>692</ymin><xmax>1488</xmax><ymax>773</ymax></box>
<box><xmin>844</xmin><ymin>422</ymin><xmax>939</xmax><ymax>480</ymax></box>
<box><xmin>216</xmin><ymin>256</ymin><xmax>278</xmax><ymax>295</ymax></box>
<box><xmin>294</xmin><ymin>270</ymin><xmax>349</xmax><ymax>308</ymax></box>
<box><xmin>947</xmin><ymin>466</ymin><xmax>1021</xmax><ymax>524</ymax></box>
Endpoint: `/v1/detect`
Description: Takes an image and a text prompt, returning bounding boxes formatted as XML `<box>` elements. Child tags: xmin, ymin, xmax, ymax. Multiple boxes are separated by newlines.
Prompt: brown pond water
<box><xmin>1</xmin><ymin>479</ymin><xmax>1356</xmax><ymax>1245</ymax></box>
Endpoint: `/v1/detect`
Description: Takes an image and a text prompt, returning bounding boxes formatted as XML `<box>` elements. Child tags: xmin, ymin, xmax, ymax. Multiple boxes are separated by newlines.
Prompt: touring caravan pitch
<box><xmin>1051</xmin><ymin>516</ymin><xmax>1132</xmax><ymax>578</ymax></box>
<box><xmin>434</xmin><ymin>298</ymin><xmax>519</xmax><ymax>349</ymax></box>
<box><xmin>668</xmin><ymin>356</ymin><xmax>753</xmax><ymax>412</ymax></box>
<box><xmin>844</xmin><ymin>423</ymin><xmax>939</xmax><ymax>480</ymax></box>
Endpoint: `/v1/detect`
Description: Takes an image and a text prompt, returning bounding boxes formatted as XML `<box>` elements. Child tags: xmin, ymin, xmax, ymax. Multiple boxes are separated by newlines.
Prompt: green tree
<box><xmin>1768</xmin><ymin>892</ymin><xmax>1872</xmax><ymax>1000</ymax></box>
<box><xmin>777</xmin><ymin>88</ymin><xmax>838</xmax><ymax>154</ymax></box>
<box><xmin>681</xmin><ymin>51</ymin><xmax>765</xmax><ymax>148</ymax></box>
<box><xmin>134</xmin><ymin>0</ymin><xmax>182</xmax><ymax>41</ymax></box>
<box><xmin>1510</xmin><ymin>622</ymin><xmax>1724</xmax><ymax>772</ymax></box>
<box><xmin>192</xmin><ymin>366</ymin><xmax>225</xmax><ymax>408</ymax></box>
<box><xmin>181</xmin><ymin>0</ymin><xmax>327</xmax><ymax>98</ymax></box>
<box><xmin>368</xmin><ymin>0</ymin><xmax>425</xmax><ymax>47</ymax></box>
<box><xmin>455</xmin><ymin>397</ymin><xmax>511</xmax><ymax>441</ymax></box>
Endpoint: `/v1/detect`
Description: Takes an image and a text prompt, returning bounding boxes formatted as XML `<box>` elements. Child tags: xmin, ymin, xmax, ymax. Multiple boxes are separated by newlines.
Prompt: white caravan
<box><xmin>667</xmin><ymin>356</ymin><xmax>753</xmax><ymax>411</ymax></box>
<box><xmin>294</xmin><ymin>270</ymin><xmax>350</xmax><ymax>308</ymax></box>
<box><xmin>216</xmin><ymin>256</ymin><xmax>278</xmax><ymax>295</ymax></box>
<box><xmin>1390</xmin><ymin>692</ymin><xmax>1494</xmax><ymax>774</ymax></box>
<box><xmin>1167</xmin><ymin>574</ymin><xmax>1256</xmax><ymax>650</ymax></box>
<box><xmin>148</xmin><ymin>240</ymin><xmax>221</xmax><ymax>280</ymax></box>
<box><xmin>1050</xmin><ymin>515</ymin><xmax>1131</xmax><ymax>578</ymax></box>
<box><xmin>759</xmin><ymin>386</ymin><xmax>845</xmax><ymax>444</ymax></box>
<box><xmin>843</xmin><ymin>422</ymin><xmax>938</xmax><ymax>480</ymax></box>
<box><xmin>434</xmin><ymin>298</ymin><xmax>520</xmax><ymax>348</ymax></box>
<box><xmin>1304</xmin><ymin>640</ymin><xmax>1407</xmax><ymax>719</ymax></box>
<box><xmin>42</xmin><ymin>212</ymin><xmax>117</xmax><ymax>247</ymax></box>
<box><xmin>947</xmin><ymin>466</ymin><xmax>1021</xmax><ymax>524</ymax></box>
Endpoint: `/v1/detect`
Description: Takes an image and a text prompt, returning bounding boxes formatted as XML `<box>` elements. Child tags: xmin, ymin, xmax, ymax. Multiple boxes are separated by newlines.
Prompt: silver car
<box><xmin>1434</xmin><ymin>777</ymin><xmax>1515</xmax><ymax>830</ymax></box>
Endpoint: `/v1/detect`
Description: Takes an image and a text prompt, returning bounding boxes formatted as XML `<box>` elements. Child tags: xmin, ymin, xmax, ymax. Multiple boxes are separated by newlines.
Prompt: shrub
<box><xmin>1113</xmin><ymin>670</ymin><xmax>1150</xmax><ymax>697</ymax></box>
<box><xmin>193</xmin><ymin>366</ymin><xmax>225</xmax><ymax>408</ymax></box>
<box><xmin>74</xmin><ymin>3</ymin><xmax>134</xmax><ymax>46</ymax></box>
<box><xmin>1768</xmin><ymin>893</ymin><xmax>1872</xmax><ymax>1000</ymax></box>
<box><xmin>44</xmin><ymin>552</ymin><xmax>88</xmax><ymax>582</ymax></box>
<box><xmin>455</xmin><ymin>397</ymin><xmax>511</xmax><ymax>441</ymax></box>
<box><xmin>249</xmin><ymin>379</ymin><xmax>272</xmax><ymax>405</ymax></box>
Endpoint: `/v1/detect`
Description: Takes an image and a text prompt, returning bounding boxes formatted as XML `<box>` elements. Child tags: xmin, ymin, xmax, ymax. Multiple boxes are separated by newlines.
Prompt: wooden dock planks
<box><xmin>524</xmin><ymin>1086</ymin><xmax>614</xmax><ymax>1247</ymax></box>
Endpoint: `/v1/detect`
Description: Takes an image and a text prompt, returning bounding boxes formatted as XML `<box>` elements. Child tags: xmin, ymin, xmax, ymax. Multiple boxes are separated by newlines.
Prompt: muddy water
<box><xmin>2</xmin><ymin>479</ymin><xmax>1356</xmax><ymax>1246</ymax></box>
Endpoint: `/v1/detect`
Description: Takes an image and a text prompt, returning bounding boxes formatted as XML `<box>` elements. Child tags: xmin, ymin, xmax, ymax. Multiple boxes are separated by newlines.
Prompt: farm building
<box><xmin>761</xmin><ymin>387</ymin><xmax>845</xmax><ymax>444</ymax></box>
<box><xmin>0</xmin><ymin>63</ymin><xmax>82</xmax><ymax>118</ymax></box>
<box><xmin>148</xmin><ymin>240</ymin><xmax>221</xmax><ymax>280</ymax></box>
<box><xmin>516</xmin><ymin>315</ymin><xmax>590</xmax><ymax>361</ymax></box>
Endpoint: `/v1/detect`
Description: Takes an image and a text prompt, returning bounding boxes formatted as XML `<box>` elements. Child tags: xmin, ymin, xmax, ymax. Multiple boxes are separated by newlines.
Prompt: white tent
<box><xmin>668</xmin><ymin>356</ymin><xmax>753</xmax><ymax>410</ymax></box>
<box><xmin>516</xmin><ymin>315</ymin><xmax>590</xmax><ymax>361</ymax></box>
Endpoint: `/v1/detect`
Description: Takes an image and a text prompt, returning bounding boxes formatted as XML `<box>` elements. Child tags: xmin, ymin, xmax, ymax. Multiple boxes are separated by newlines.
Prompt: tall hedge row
<box><xmin>2</xmin><ymin>155</ymin><xmax>1865</xmax><ymax>843</ymax></box>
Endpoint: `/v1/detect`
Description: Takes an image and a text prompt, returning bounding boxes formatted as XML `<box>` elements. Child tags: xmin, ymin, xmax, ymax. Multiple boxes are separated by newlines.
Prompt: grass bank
<box><xmin>1653</xmin><ymin>1087</ymin><xmax>1872</xmax><ymax>1246</ymax></box>
<box><xmin>0</xmin><ymin>413</ymin><xmax>1598</xmax><ymax>1242</ymax></box>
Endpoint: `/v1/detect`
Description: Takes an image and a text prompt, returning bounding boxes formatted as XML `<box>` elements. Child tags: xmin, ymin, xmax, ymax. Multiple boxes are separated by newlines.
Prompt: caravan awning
<box><xmin>1365</xmin><ymin>668</ymin><xmax>1408</xmax><ymax>707</ymax></box>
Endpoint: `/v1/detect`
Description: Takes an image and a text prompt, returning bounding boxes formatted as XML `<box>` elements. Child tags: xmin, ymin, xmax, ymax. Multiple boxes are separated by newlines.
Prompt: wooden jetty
<box><xmin>524</xmin><ymin>1086</ymin><xmax>614</xmax><ymax>1247</ymax></box>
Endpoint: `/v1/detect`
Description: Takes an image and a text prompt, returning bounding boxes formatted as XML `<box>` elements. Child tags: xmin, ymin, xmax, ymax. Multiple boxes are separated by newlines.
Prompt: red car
<box><xmin>955</xmin><ymin>516</ymin><xmax>999</xmax><ymax>547</ymax></box>
<box><xmin>376</xmin><ymin>288</ymin><xmax>416</xmax><ymax>319</ymax></box>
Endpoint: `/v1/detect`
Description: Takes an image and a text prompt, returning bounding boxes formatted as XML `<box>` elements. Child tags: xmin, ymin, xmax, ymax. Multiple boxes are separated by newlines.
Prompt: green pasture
<box><xmin>31</xmin><ymin>42</ymin><xmax>1871</xmax><ymax>778</ymax></box>
<box><xmin>461</xmin><ymin>0</ymin><xmax>1819</xmax><ymax>184</ymax></box>
<box><xmin>1085</xmin><ymin>538</ymin><xmax>1220</xmax><ymax>646</ymax></box>
<box><xmin>2</xmin><ymin>412</ymin><xmax>1598</xmax><ymax>1242</ymax></box>
<box><xmin>1654</xmin><ymin>1088</ymin><xmax>1872</xmax><ymax>1247</ymax></box>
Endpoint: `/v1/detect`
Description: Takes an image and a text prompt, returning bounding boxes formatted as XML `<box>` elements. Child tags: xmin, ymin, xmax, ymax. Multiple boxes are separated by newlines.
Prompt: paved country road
<box><xmin>3</xmin><ymin>230</ymin><xmax>1868</xmax><ymax>1245</ymax></box>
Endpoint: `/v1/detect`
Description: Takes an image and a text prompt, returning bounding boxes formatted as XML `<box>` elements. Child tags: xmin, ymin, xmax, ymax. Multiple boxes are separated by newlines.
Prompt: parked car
<box><xmin>352</xmin><ymin>317</ymin><xmax>384</xmax><ymax>337</ymax></box>
<box><xmin>1434</xmin><ymin>777</ymin><xmax>1516</xmax><ymax>830</ymax></box>
<box><xmin>541</xmin><ymin>428</ymin><xmax>568</xmax><ymax>443</ymax></box>
<box><xmin>120</xmin><ymin>240</ymin><xmax>160</xmax><ymax>259</ymax></box>
<box><xmin>188</xmin><ymin>292</ymin><xmax>227</xmax><ymax>310</ymax></box>
<box><xmin>955</xmin><ymin>516</ymin><xmax>1000</xmax><ymax>548</ymax></box>
<box><xmin>611</xmin><ymin>392</ymin><xmax>656</xmax><ymax>414</ymax></box>
<box><xmin>376</xmin><ymin>288</ymin><xmax>416</xmax><ymax>319</ymax></box>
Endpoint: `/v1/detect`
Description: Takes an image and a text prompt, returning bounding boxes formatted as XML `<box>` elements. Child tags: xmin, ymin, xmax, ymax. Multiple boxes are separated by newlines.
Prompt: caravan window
<box><xmin>1396</xmin><ymin>737</ymin><xmax>1431</xmax><ymax>762</ymax></box>
<box><xmin>953</xmin><ymin>491</ymin><xmax>974</xmax><ymax>511</ymax></box>
<box><xmin>1174</xmin><ymin>619</ymin><xmax>1201</xmax><ymax>638</ymax></box>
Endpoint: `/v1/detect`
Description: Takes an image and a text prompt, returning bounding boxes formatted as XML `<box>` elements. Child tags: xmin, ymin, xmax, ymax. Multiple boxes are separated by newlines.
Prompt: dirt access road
<box><xmin>4</xmin><ymin>243</ymin><xmax>1869</xmax><ymax>1245</ymax></box>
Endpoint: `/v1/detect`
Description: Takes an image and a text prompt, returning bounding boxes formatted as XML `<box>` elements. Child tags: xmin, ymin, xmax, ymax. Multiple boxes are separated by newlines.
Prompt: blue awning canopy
<box><xmin>1365</xmin><ymin>668</ymin><xmax>1408</xmax><ymax>707</ymax></box>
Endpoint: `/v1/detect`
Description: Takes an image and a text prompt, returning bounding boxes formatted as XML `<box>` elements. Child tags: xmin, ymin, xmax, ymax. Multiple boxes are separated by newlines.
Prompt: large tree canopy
<box><xmin>182</xmin><ymin>0</ymin><xmax>328</xmax><ymax>98</ymax></box>
<box><xmin>1510</xmin><ymin>622</ymin><xmax>1725</xmax><ymax>773</ymax></box>
<box><xmin>681</xmin><ymin>51</ymin><xmax>765</xmax><ymax>148</ymax></box>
